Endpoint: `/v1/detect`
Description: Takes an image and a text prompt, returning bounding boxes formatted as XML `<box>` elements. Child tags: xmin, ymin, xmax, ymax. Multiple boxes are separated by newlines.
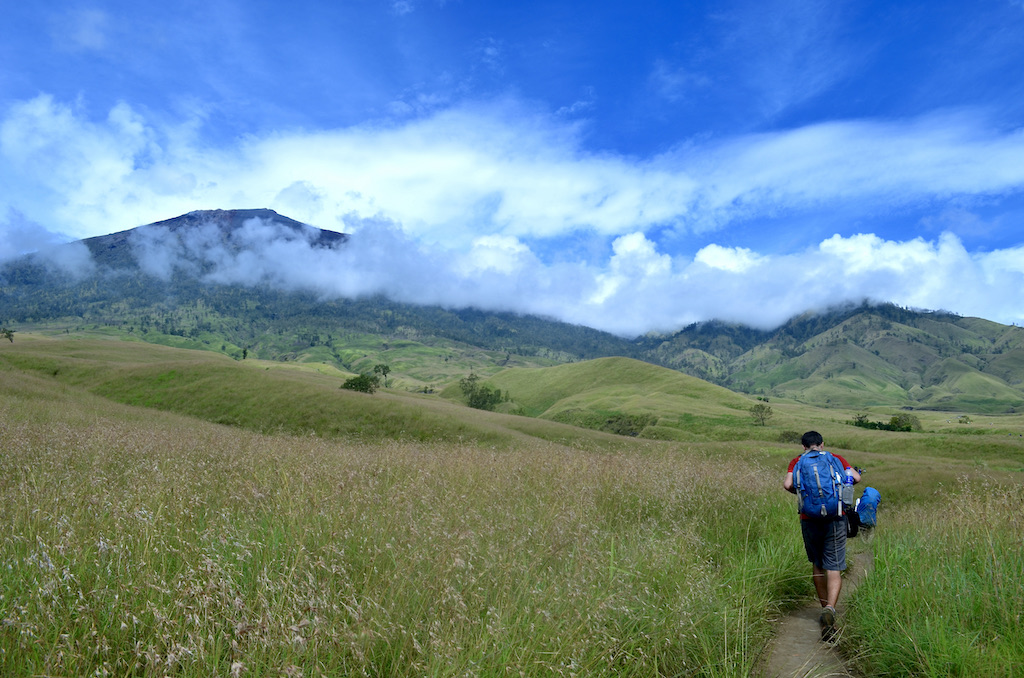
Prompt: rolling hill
<box><xmin>3</xmin><ymin>209</ymin><xmax>1024</xmax><ymax>413</ymax></box>
<box><xmin>644</xmin><ymin>303</ymin><xmax>1024</xmax><ymax>412</ymax></box>
<box><xmin>460</xmin><ymin>356</ymin><xmax>756</xmax><ymax>439</ymax></box>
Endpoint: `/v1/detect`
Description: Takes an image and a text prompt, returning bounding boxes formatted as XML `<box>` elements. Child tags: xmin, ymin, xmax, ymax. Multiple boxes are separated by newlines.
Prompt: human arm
<box><xmin>783</xmin><ymin>456</ymin><xmax>797</xmax><ymax>493</ymax></box>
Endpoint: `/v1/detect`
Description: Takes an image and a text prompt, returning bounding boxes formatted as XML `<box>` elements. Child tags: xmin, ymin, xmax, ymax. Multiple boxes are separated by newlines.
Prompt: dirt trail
<box><xmin>760</xmin><ymin>545</ymin><xmax>874</xmax><ymax>678</ymax></box>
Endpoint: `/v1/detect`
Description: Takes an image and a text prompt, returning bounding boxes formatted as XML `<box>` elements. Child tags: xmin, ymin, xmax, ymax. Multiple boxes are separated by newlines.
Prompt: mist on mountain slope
<box><xmin>5</xmin><ymin>210</ymin><xmax>1024</xmax><ymax>336</ymax></box>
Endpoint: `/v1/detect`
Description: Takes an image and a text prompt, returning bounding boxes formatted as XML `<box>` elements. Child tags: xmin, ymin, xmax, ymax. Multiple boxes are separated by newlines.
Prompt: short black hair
<box><xmin>801</xmin><ymin>430</ymin><xmax>824</xmax><ymax>448</ymax></box>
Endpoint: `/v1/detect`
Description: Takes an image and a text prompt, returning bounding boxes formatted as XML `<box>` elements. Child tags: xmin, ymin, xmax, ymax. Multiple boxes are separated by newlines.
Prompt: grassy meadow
<box><xmin>2</xmin><ymin>335</ymin><xmax>1023</xmax><ymax>676</ymax></box>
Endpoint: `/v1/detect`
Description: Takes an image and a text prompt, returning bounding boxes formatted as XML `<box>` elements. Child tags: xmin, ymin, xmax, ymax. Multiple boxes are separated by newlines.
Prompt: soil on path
<box><xmin>760</xmin><ymin>547</ymin><xmax>874</xmax><ymax>678</ymax></box>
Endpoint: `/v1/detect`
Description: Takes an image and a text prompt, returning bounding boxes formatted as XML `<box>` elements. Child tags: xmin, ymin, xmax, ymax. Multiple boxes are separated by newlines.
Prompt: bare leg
<box><xmin>825</xmin><ymin>569</ymin><xmax>842</xmax><ymax>608</ymax></box>
<box><xmin>812</xmin><ymin>565</ymin><xmax>828</xmax><ymax>606</ymax></box>
<box><xmin>812</xmin><ymin>565</ymin><xmax>843</xmax><ymax>608</ymax></box>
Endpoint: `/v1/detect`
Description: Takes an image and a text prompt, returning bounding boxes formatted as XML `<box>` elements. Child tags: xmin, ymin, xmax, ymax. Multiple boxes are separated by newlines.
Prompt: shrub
<box><xmin>600</xmin><ymin>413</ymin><xmax>656</xmax><ymax>437</ymax></box>
<box><xmin>850</xmin><ymin>412</ymin><xmax>921</xmax><ymax>432</ymax></box>
<box><xmin>459</xmin><ymin>373</ymin><xmax>505</xmax><ymax>411</ymax></box>
<box><xmin>777</xmin><ymin>430</ymin><xmax>802</xmax><ymax>444</ymax></box>
<box><xmin>889</xmin><ymin>412</ymin><xmax>922</xmax><ymax>431</ymax></box>
<box><xmin>341</xmin><ymin>373</ymin><xmax>380</xmax><ymax>393</ymax></box>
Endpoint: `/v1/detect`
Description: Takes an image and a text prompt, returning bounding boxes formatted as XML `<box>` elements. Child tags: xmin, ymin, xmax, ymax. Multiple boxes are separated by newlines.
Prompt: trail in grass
<box><xmin>761</xmin><ymin>544</ymin><xmax>874</xmax><ymax>678</ymax></box>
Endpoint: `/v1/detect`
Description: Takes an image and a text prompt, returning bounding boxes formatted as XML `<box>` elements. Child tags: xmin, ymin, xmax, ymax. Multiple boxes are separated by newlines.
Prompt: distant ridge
<box><xmin>640</xmin><ymin>301</ymin><xmax>1024</xmax><ymax>412</ymax></box>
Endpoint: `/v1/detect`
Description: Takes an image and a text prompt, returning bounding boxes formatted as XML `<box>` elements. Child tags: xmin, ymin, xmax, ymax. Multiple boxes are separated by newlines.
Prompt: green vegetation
<box><xmin>0</xmin><ymin>337</ymin><xmax>506</xmax><ymax>445</ymax></box>
<box><xmin>469</xmin><ymin>356</ymin><xmax>758</xmax><ymax>441</ymax></box>
<box><xmin>850</xmin><ymin>412</ymin><xmax>923</xmax><ymax>432</ymax></box>
<box><xmin>373</xmin><ymin>362</ymin><xmax>391</xmax><ymax>387</ymax></box>
<box><xmin>1</xmin><ymin>335</ymin><xmax>1023</xmax><ymax>676</ymax></box>
<box><xmin>750</xmin><ymin>403</ymin><xmax>774</xmax><ymax>426</ymax></box>
<box><xmin>640</xmin><ymin>302</ymin><xmax>1024</xmax><ymax>413</ymax></box>
<box><xmin>458</xmin><ymin>372</ymin><xmax>506</xmax><ymax>411</ymax></box>
<box><xmin>341</xmin><ymin>372</ymin><xmax>381</xmax><ymax>393</ymax></box>
<box><xmin>845</xmin><ymin>480</ymin><xmax>1024</xmax><ymax>677</ymax></box>
<box><xmin>550</xmin><ymin>410</ymin><xmax>656</xmax><ymax>437</ymax></box>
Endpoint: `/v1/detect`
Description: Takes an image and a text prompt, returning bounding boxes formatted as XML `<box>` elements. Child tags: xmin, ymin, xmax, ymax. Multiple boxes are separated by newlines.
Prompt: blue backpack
<box><xmin>793</xmin><ymin>450</ymin><xmax>846</xmax><ymax>519</ymax></box>
<box><xmin>856</xmin><ymin>486</ymin><xmax>881</xmax><ymax>527</ymax></box>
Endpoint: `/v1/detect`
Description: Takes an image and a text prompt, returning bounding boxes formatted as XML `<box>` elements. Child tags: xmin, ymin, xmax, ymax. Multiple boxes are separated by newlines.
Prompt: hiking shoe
<box><xmin>819</xmin><ymin>606</ymin><xmax>837</xmax><ymax>641</ymax></box>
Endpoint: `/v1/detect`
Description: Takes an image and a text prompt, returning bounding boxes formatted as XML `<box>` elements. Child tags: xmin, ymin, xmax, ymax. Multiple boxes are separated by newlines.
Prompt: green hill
<box><xmin>647</xmin><ymin>303</ymin><xmax>1024</xmax><ymax>413</ymax></box>
<box><xmin>0</xmin><ymin>336</ymin><xmax>511</xmax><ymax>446</ymax></box>
<box><xmin>447</xmin><ymin>356</ymin><xmax>761</xmax><ymax>441</ymax></box>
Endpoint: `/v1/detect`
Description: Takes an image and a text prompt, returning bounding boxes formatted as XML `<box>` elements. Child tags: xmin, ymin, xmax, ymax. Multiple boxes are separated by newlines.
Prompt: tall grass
<box><xmin>843</xmin><ymin>478</ymin><xmax>1024</xmax><ymax>677</ymax></box>
<box><xmin>6</xmin><ymin>339</ymin><xmax>1022</xmax><ymax>675</ymax></box>
<box><xmin>0</xmin><ymin>382</ymin><xmax>804</xmax><ymax>677</ymax></box>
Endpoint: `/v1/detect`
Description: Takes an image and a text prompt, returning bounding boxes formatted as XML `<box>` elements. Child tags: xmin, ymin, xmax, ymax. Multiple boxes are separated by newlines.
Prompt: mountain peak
<box><xmin>80</xmin><ymin>208</ymin><xmax>348</xmax><ymax>262</ymax></box>
<box><xmin>150</xmin><ymin>208</ymin><xmax>316</xmax><ymax>235</ymax></box>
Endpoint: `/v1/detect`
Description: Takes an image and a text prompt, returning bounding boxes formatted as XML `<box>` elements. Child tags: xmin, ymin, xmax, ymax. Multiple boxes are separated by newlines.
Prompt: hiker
<box><xmin>783</xmin><ymin>431</ymin><xmax>860</xmax><ymax>640</ymax></box>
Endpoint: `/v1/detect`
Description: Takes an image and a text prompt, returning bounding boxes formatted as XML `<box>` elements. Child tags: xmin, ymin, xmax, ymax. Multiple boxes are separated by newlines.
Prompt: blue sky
<box><xmin>2</xmin><ymin>0</ymin><xmax>1024</xmax><ymax>335</ymax></box>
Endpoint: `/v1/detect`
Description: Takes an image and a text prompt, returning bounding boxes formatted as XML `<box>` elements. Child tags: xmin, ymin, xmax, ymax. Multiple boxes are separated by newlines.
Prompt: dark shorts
<box><xmin>800</xmin><ymin>517</ymin><xmax>847</xmax><ymax>571</ymax></box>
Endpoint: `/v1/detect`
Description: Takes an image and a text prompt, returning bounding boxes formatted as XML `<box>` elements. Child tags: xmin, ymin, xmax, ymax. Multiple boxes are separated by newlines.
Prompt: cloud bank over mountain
<box><xmin>3</xmin><ymin>1</ymin><xmax>1024</xmax><ymax>334</ymax></box>
<box><xmin>31</xmin><ymin>209</ymin><xmax>1016</xmax><ymax>337</ymax></box>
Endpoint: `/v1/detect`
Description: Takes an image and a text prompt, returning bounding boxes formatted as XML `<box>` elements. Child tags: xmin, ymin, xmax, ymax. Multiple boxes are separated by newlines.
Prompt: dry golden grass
<box><xmin>0</xmin><ymin>375</ymin><xmax>801</xmax><ymax>677</ymax></box>
<box><xmin>3</xmin><ymin>338</ymin><xmax>1022</xmax><ymax>676</ymax></box>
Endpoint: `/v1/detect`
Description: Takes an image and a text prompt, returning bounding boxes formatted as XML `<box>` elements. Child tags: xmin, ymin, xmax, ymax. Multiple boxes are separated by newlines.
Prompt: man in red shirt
<box><xmin>783</xmin><ymin>431</ymin><xmax>860</xmax><ymax>640</ymax></box>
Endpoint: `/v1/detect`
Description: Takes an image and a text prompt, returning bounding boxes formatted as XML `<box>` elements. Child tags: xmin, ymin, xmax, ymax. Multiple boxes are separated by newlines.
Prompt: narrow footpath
<box><xmin>760</xmin><ymin>547</ymin><xmax>874</xmax><ymax>678</ymax></box>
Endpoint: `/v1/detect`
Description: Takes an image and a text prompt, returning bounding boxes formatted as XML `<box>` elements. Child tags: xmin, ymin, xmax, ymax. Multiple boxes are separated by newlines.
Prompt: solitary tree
<box><xmin>1</xmin><ymin>328</ymin><xmax>13</xmax><ymax>343</ymax></box>
<box><xmin>459</xmin><ymin>373</ymin><xmax>504</xmax><ymax>411</ymax></box>
<box><xmin>341</xmin><ymin>373</ymin><xmax>380</xmax><ymax>394</ymax></box>
<box><xmin>750</xmin><ymin>403</ymin><xmax>774</xmax><ymax>426</ymax></box>
<box><xmin>373</xmin><ymin>363</ymin><xmax>391</xmax><ymax>388</ymax></box>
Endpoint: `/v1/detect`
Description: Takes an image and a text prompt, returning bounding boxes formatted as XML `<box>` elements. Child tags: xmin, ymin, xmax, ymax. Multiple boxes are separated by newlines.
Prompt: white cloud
<box><xmin>14</xmin><ymin>204</ymin><xmax>1024</xmax><ymax>336</ymax></box>
<box><xmin>3</xmin><ymin>94</ymin><xmax>1024</xmax><ymax>334</ymax></box>
<box><xmin>566</xmin><ymin>230</ymin><xmax>1024</xmax><ymax>334</ymax></box>
<box><xmin>463</xmin><ymin>235</ymin><xmax>535</xmax><ymax>275</ymax></box>
<box><xmin>0</xmin><ymin>95</ymin><xmax>703</xmax><ymax>245</ymax></box>
<box><xmin>677</xmin><ymin>111</ymin><xmax>1024</xmax><ymax>233</ymax></box>
<box><xmin>0</xmin><ymin>209</ymin><xmax>95</xmax><ymax>278</ymax></box>
<box><xmin>5</xmin><ymin>95</ymin><xmax>1024</xmax><ymax>252</ymax></box>
<box><xmin>694</xmin><ymin>244</ymin><xmax>764</xmax><ymax>273</ymax></box>
<box><xmin>818</xmin><ymin>233</ymin><xmax>945</xmax><ymax>274</ymax></box>
<box><xmin>589</xmin><ymin>232</ymin><xmax>671</xmax><ymax>305</ymax></box>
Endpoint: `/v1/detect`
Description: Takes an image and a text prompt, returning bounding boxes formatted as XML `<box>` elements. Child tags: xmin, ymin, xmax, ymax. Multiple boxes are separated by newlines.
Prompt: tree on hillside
<box><xmin>750</xmin><ymin>403</ymin><xmax>773</xmax><ymax>426</ymax></box>
<box><xmin>373</xmin><ymin>363</ymin><xmax>391</xmax><ymax>388</ymax></box>
<box><xmin>459</xmin><ymin>373</ymin><xmax>505</xmax><ymax>411</ymax></box>
<box><xmin>341</xmin><ymin>373</ymin><xmax>380</xmax><ymax>394</ymax></box>
<box><xmin>1</xmin><ymin>328</ymin><xmax>13</xmax><ymax>342</ymax></box>
<box><xmin>889</xmin><ymin>412</ymin><xmax>922</xmax><ymax>431</ymax></box>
